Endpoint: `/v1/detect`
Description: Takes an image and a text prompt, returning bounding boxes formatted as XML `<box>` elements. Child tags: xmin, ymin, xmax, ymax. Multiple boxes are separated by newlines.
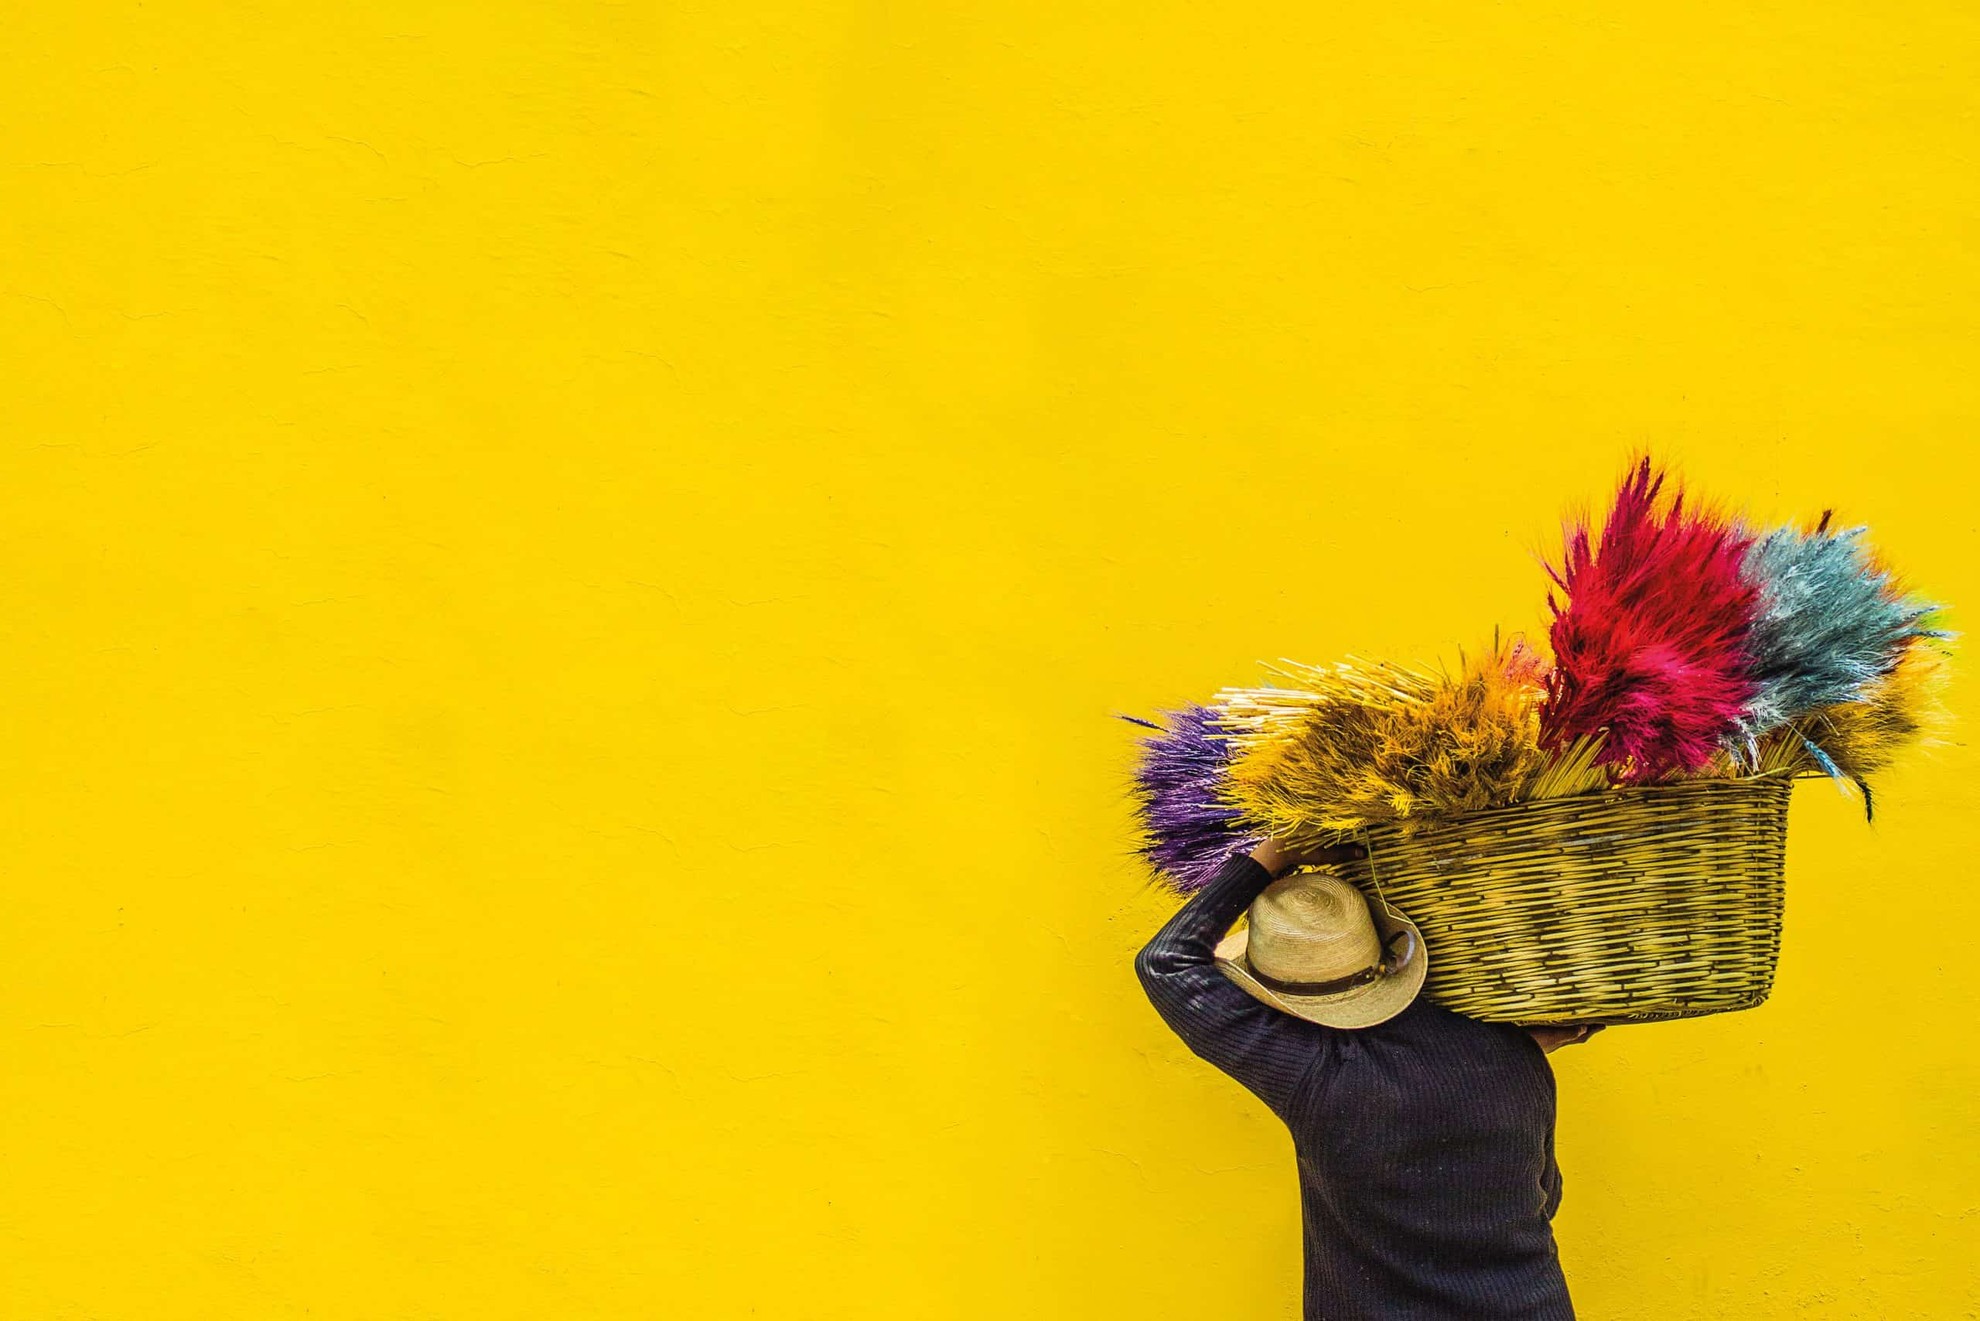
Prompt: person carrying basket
<box><xmin>1135</xmin><ymin>835</ymin><xmax>1598</xmax><ymax>1321</ymax></box>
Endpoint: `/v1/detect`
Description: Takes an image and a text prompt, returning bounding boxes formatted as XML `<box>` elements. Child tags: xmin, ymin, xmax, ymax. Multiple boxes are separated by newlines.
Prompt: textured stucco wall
<box><xmin>3</xmin><ymin>4</ymin><xmax>1976</xmax><ymax>1317</ymax></box>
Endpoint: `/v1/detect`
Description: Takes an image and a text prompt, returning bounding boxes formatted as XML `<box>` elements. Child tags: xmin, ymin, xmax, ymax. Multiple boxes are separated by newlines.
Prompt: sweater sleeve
<box><xmin>1133</xmin><ymin>848</ymin><xmax>1332</xmax><ymax>1120</ymax></box>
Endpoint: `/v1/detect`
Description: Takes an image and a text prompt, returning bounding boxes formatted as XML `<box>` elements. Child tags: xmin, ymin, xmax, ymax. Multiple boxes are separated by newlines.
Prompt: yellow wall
<box><xmin>3</xmin><ymin>4</ymin><xmax>1976</xmax><ymax>1317</ymax></box>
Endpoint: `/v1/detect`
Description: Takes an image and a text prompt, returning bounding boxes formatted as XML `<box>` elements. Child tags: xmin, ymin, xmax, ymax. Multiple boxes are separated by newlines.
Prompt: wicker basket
<box><xmin>1339</xmin><ymin>773</ymin><xmax>1796</xmax><ymax>1024</ymax></box>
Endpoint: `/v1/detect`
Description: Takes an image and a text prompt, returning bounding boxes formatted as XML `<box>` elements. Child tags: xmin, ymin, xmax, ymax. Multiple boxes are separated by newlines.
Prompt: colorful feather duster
<box><xmin>1725</xmin><ymin>509</ymin><xmax>1955</xmax><ymax>769</ymax></box>
<box><xmin>1538</xmin><ymin>455</ymin><xmax>1761</xmax><ymax>784</ymax></box>
<box><xmin>1117</xmin><ymin>703</ymin><xmax>1261</xmax><ymax>893</ymax></box>
<box><xmin>1218</xmin><ymin>630</ymin><xmax>1553</xmax><ymax>848</ymax></box>
<box><xmin>1119</xmin><ymin>451</ymin><xmax>1955</xmax><ymax>883</ymax></box>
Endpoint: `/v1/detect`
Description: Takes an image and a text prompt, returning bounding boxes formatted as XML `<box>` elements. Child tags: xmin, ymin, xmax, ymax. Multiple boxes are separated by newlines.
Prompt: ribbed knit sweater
<box><xmin>1134</xmin><ymin>848</ymin><xmax>1575</xmax><ymax>1320</ymax></box>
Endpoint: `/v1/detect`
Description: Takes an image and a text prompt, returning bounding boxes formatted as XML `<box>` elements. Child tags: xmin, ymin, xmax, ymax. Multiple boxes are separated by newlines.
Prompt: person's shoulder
<box><xmin>1377</xmin><ymin>997</ymin><xmax>1531</xmax><ymax>1048</ymax></box>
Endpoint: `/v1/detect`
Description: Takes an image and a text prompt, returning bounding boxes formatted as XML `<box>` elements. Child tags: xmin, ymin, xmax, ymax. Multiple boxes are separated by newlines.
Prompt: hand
<box><xmin>1525</xmin><ymin>1024</ymin><xmax>1605</xmax><ymax>1054</ymax></box>
<box><xmin>1249</xmin><ymin>837</ymin><xmax>1368</xmax><ymax>879</ymax></box>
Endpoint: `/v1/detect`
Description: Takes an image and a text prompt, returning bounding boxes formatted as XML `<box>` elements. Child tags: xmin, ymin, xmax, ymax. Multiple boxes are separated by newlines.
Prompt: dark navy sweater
<box><xmin>1134</xmin><ymin>848</ymin><xmax>1575</xmax><ymax>1320</ymax></box>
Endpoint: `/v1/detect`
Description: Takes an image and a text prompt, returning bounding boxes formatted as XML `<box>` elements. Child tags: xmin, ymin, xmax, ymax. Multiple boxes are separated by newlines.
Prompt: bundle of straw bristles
<box><xmin>1122</xmin><ymin>453</ymin><xmax>1959</xmax><ymax>895</ymax></box>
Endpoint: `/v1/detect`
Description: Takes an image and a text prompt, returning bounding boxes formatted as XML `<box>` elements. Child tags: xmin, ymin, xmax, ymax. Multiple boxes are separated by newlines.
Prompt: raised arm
<box><xmin>1133</xmin><ymin>842</ymin><xmax>1357</xmax><ymax>1119</ymax></box>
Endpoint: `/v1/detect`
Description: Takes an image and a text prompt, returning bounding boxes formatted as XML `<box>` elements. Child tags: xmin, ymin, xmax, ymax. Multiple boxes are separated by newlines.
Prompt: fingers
<box><xmin>1298</xmin><ymin>841</ymin><xmax>1369</xmax><ymax>867</ymax></box>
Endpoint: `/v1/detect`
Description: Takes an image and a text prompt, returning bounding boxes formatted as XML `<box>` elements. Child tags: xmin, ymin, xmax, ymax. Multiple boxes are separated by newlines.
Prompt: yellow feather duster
<box><xmin>1215</xmin><ymin>631</ymin><xmax>1553</xmax><ymax>847</ymax></box>
<box><xmin>1523</xmin><ymin>731</ymin><xmax>1613</xmax><ymax>801</ymax></box>
<box><xmin>1754</xmin><ymin>638</ymin><xmax>1954</xmax><ymax>781</ymax></box>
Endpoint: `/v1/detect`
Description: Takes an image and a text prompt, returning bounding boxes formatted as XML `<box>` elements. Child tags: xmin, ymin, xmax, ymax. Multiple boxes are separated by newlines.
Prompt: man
<box><xmin>1134</xmin><ymin>835</ymin><xmax>1598</xmax><ymax>1320</ymax></box>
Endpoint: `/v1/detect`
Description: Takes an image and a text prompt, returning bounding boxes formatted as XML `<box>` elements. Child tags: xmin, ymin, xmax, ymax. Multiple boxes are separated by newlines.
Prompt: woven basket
<box><xmin>1338</xmin><ymin>773</ymin><xmax>1796</xmax><ymax>1024</ymax></box>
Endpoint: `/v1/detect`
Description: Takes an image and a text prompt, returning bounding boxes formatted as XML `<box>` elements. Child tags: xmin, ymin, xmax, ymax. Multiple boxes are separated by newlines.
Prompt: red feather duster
<box><xmin>1539</xmin><ymin>455</ymin><xmax>1762</xmax><ymax>783</ymax></box>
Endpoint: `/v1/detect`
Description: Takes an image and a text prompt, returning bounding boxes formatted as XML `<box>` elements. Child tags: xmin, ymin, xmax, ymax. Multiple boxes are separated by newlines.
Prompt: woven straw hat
<box><xmin>1213</xmin><ymin>872</ymin><xmax>1428</xmax><ymax>1029</ymax></box>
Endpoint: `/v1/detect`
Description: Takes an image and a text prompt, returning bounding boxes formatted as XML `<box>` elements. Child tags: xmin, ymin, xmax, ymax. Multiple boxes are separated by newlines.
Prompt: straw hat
<box><xmin>1214</xmin><ymin>872</ymin><xmax>1428</xmax><ymax>1029</ymax></box>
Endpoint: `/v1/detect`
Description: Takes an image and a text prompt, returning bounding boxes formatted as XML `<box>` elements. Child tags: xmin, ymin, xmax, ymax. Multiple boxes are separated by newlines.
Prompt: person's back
<box><xmin>1134</xmin><ymin>844</ymin><xmax>1576</xmax><ymax>1320</ymax></box>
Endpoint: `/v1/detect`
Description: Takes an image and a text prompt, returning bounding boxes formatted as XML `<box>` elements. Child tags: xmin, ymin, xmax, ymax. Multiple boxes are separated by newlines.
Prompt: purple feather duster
<box><xmin>1118</xmin><ymin>703</ymin><xmax>1261</xmax><ymax>893</ymax></box>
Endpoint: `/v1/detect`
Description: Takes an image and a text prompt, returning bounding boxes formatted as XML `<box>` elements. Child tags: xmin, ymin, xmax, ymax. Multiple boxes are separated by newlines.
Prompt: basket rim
<box><xmin>1324</xmin><ymin>766</ymin><xmax>1801</xmax><ymax>844</ymax></box>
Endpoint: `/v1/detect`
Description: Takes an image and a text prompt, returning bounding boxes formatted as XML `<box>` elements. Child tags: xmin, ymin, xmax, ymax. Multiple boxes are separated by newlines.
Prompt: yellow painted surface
<box><xmin>3</xmin><ymin>4</ymin><xmax>1976</xmax><ymax>1317</ymax></box>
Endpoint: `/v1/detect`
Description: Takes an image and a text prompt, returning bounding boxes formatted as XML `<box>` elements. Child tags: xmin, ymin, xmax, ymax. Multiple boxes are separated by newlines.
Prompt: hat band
<box><xmin>1242</xmin><ymin>929</ymin><xmax>1409</xmax><ymax>997</ymax></box>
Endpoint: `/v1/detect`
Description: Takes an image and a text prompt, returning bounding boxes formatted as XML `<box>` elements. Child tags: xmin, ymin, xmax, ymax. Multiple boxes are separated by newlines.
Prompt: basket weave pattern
<box><xmin>1341</xmin><ymin>775</ymin><xmax>1794</xmax><ymax>1024</ymax></box>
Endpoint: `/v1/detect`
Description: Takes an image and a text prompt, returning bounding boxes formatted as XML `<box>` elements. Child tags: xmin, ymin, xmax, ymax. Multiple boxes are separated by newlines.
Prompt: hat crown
<box><xmin>1246</xmin><ymin>874</ymin><xmax>1385</xmax><ymax>983</ymax></box>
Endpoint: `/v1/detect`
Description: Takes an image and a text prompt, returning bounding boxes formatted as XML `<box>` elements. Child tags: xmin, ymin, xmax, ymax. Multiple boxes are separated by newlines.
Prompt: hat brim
<box><xmin>1213</xmin><ymin>895</ymin><xmax>1429</xmax><ymax>1030</ymax></box>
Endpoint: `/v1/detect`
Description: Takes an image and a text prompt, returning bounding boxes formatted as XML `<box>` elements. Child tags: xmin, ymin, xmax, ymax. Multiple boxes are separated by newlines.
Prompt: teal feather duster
<box><xmin>1726</xmin><ymin>509</ymin><xmax>1955</xmax><ymax>770</ymax></box>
